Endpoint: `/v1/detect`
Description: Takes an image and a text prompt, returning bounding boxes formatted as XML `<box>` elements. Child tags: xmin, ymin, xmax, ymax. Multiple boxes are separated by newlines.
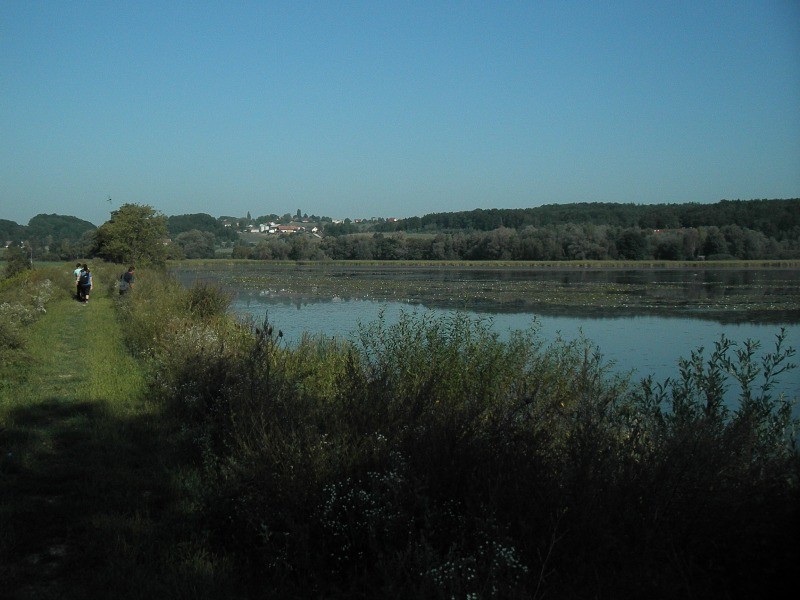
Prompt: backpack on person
<box><xmin>119</xmin><ymin>272</ymin><xmax>129</xmax><ymax>292</ymax></box>
<box><xmin>79</xmin><ymin>271</ymin><xmax>90</xmax><ymax>286</ymax></box>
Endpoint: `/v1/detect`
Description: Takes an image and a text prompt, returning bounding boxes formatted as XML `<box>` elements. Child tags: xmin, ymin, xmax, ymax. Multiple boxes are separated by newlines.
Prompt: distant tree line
<box><xmin>2</xmin><ymin>199</ymin><xmax>799</xmax><ymax>263</ymax></box>
<box><xmin>0</xmin><ymin>214</ymin><xmax>96</xmax><ymax>261</ymax></box>
<box><xmin>1</xmin><ymin>206</ymin><xmax>173</xmax><ymax>265</ymax></box>
<box><xmin>233</xmin><ymin>221</ymin><xmax>799</xmax><ymax>261</ymax></box>
<box><xmin>166</xmin><ymin>213</ymin><xmax>242</xmax><ymax>259</ymax></box>
<box><xmin>372</xmin><ymin>199</ymin><xmax>800</xmax><ymax>241</ymax></box>
<box><xmin>167</xmin><ymin>213</ymin><xmax>240</xmax><ymax>244</ymax></box>
<box><xmin>0</xmin><ymin>210</ymin><xmax>240</xmax><ymax>262</ymax></box>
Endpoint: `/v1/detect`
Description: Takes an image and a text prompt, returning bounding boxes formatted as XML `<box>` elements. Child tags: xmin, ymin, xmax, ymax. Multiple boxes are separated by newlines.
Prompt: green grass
<box><xmin>0</xmin><ymin>277</ymin><xmax>236</xmax><ymax>599</ymax></box>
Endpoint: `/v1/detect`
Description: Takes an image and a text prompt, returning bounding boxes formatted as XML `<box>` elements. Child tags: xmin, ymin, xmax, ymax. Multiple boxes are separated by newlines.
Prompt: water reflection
<box><xmin>173</xmin><ymin>265</ymin><xmax>800</xmax><ymax>324</ymax></box>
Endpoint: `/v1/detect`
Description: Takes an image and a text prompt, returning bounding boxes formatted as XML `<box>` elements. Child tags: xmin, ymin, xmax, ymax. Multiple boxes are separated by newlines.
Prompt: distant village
<box><xmin>221</xmin><ymin>216</ymin><xmax>398</xmax><ymax>237</ymax></box>
<box><xmin>237</xmin><ymin>221</ymin><xmax>321</xmax><ymax>236</ymax></box>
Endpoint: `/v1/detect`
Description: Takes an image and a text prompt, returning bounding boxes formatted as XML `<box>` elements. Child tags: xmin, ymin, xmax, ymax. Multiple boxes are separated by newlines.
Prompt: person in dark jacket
<box><xmin>119</xmin><ymin>266</ymin><xmax>135</xmax><ymax>295</ymax></box>
<box><xmin>78</xmin><ymin>264</ymin><xmax>92</xmax><ymax>303</ymax></box>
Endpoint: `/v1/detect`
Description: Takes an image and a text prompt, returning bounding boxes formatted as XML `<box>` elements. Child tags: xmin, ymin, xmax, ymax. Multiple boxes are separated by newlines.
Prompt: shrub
<box><xmin>0</xmin><ymin>314</ymin><xmax>25</xmax><ymax>351</ymax></box>
<box><xmin>0</xmin><ymin>270</ymin><xmax>59</xmax><ymax>351</ymax></box>
<box><xmin>3</xmin><ymin>246</ymin><xmax>32</xmax><ymax>279</ymax></box>
<box><xmin>184</xmin><ymin>282</ymin><xmax>232</xmax><ymax>320</ymax></box>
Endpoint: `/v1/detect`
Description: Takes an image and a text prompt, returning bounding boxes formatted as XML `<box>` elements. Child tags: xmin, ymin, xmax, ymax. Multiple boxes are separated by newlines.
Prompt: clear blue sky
<box><xmin>2</xmin><ymin>0</ymin><xmax>799</xmax><ymax>226</ymax></box>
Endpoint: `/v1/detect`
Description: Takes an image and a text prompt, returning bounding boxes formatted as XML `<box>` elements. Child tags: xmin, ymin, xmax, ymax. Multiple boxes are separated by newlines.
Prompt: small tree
<box><xmin>93</xmin><ymin>203</ymin><xmax>168</xmax><ymax>266</ymax></box>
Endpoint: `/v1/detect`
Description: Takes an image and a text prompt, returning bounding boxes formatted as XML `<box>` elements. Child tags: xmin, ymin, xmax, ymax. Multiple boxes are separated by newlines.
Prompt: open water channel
<box><xmin>173</xmin><ymin>264</ymin><xmax>800</xmax><ymax>408</ymax></box>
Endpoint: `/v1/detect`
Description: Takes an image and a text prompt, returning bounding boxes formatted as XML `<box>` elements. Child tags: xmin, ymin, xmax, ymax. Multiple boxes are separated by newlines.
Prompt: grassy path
<box><xmin>0</xmin><ymin>293</ymin><xmax>206</xmax><ymax>598</ymax></box>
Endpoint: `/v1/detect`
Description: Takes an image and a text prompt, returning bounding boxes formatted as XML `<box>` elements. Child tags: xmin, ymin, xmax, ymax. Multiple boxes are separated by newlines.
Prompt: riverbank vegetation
<box><xmin>2</xmin><ymin>264</ymin><xmax>798</xmax><ymax>598</ymax></box>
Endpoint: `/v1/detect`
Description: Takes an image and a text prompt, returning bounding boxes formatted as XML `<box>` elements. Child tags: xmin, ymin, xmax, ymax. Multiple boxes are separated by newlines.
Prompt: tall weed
<box><xmin>0</xmin><ymin>268</ymin><xmax>60</xmax><ymax>353</ymax></box>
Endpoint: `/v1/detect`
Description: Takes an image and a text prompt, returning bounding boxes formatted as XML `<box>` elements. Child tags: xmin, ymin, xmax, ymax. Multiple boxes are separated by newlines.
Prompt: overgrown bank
<box><xmin>2</xmin><ymin>265</ymin><xmax>799</xmax><ymax>598</ymax></box>
<box><xmin>121</xmin><ymin>269</ymin><xmax>798</xmax><ymax>598</ymax></box>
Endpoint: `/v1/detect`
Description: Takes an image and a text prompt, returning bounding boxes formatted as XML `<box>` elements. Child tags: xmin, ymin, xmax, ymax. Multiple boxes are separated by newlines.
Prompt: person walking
<box><xmin>73</xmin><ymin>263</ymin><xmax>83</xmax><ymax>301</ymax></box>
<box><xmin>119</xmin><ymin>266</ymin><xmax>135</xmax><ymax>296</ymax></box>
<box><xmin>78</xmin><ymin>264</ymin><xmax>92</xmax><ymax>304</ymax></box>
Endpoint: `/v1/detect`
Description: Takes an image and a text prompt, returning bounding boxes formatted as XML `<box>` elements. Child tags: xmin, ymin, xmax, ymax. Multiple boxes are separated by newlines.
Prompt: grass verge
<box><xmin>0</xmin><ymin>269</ymin><xmax>235</xmax><ymax>599</ymax></box>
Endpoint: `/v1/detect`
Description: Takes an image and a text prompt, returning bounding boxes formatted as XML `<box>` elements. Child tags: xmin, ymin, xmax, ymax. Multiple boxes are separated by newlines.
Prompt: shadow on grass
<box><xmin>0</xmin><ymin>397</ymin><xmax>236</xmax><ymax>600</ymax></box>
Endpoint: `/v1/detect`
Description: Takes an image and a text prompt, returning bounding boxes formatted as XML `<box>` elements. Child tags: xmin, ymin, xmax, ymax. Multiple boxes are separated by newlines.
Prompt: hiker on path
<box><xmin>119</xmin><ymin>266</ymin><xmax>135</xmax><ymax>296</ymax></box>
<box><xmin>73</xmin><ymin>263</ymin><xmax>83</xmax><ymax>301</ymax></box>
<box><xmin>78</xmin><ymin>264</ymin><xmax>92</xmax><ymax>304</ymax></box>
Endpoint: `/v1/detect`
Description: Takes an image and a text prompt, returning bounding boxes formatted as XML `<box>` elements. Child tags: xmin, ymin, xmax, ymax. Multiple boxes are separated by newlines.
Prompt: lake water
<box><xmin>174</xmin><ymin>265</ymin><xmax>800</xmax><ymax>407</ymax></box>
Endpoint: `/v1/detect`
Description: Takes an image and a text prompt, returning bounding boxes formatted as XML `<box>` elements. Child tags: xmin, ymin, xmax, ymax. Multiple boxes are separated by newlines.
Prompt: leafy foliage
<box><xmin>93</xmin><ymin>203</ymin><xmax>168</xmax><ymax>266</ymax></box>
<box><xmin>3</xmin><ymin>245</ymin><xmax>32</xmax><ymax>279</ymax></box>
<box><xmin>173</xmin><ymin>230</ymin><xmax>216</xmax><ymax>259</ymax></box>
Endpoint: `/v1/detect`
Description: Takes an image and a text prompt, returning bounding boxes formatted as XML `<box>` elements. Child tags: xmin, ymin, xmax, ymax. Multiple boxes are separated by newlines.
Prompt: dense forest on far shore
<box><xmin>372</xmin><ymin>198</ymin><xmax>800</xmax><ymax>236</ymax></box>
<box><xmin>2</xmin><ymin>198</ymin><xmax>799</xmax><ymax>262</ymax></box>
<box><xmin>235</xmin><ymin>219</ymin><xmax>799</xmax><ymax>261</ymax></box>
